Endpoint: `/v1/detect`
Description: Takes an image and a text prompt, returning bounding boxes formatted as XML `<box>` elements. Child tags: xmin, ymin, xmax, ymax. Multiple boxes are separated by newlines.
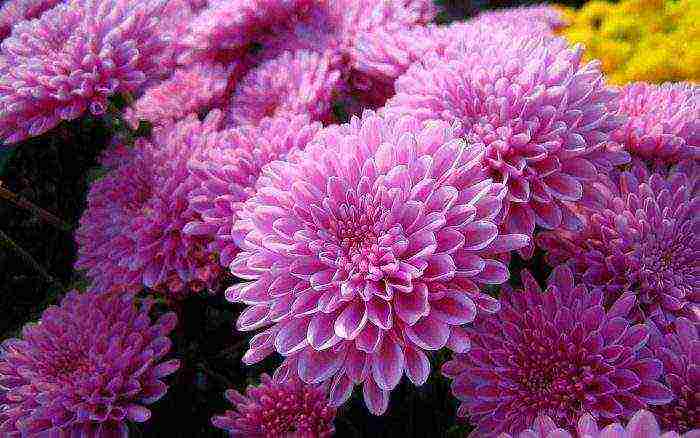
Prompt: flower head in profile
<box><xmin>0</xmin><ymin>0</ymin><xmax>169</xmax><ymax>144</ymax></box>
<box><xmin>228</xmin><ymin>50</ymin><xmax>343</xmax><ymax>126</ymax></box>
<box><xmin>613</xmin><ymin>82</ymin><xmax>699</xmax><ymax>166</ymax></box>
<box><xmin>442</xmin><ymin>265</ymin><xmax>673</xmax><ymax>435</ymax></box>
<box><xmin>385</xmin><ymin>34</ymin><xmax>628</xmax><ymax>254</ymax></box>
<box><xmin>211</xmin><ymin>374</ymin><xmax>336</xmax><ymax>437</ymax></box>
<box><xmin>648</xmin><ymin>318</ymin><xmax>700</xmax><ymax>434</ymax></box>
<box><xmin>76</xmin><ymin>112</ymin><xmax>225</xmax><ymax>297</ymax></box>
<box><xmin>499</xmin><ymin>410</ymin><xmax>699</xmax><ymax>438</ymax></box>
<box><xmin>537</xmin><ymin>162</ymin><xmax>699</xmax><ymax>328</ymax></box>
<box><xmin>0</xmin><ymin>290</ymin><xmax>180</xmax><ymax>436</ymax></box>
<box><xmin>228</xmin><ymin>111</ymin><xmax>529</xmax><ymax>415</ymax></box>
<box><xmin>185</xmin><ymin>114</ymin><xmax>322</xmax><ymax>267</ymax></box>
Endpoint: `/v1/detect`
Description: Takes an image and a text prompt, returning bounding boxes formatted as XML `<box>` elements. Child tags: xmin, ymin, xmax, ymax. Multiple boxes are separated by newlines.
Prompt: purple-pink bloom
<box><xmin>0</xmin><ymin>0</ymin><xmax>170</xmax><ymax>145</ymax></box>
<box><xmin>227</xmin><ymin>50</ymin><xmax>343</xmax><ymax>126</ymax></box>
<box><xmin>498</xmin><ymin>410</ymin><xmax>699</xmax><ymax>438</ymax></box>
<box><xmin>442</xmin><ymin>265</ymin><xmax>674</xmax><ymax>436</ymax></box>
<box><xmin>384</xmin><ymin>35</ymin><xmax>628</xmax><ymax>255</ymax></box>
<box><xmin>178</xmin><ymin>0</ymin><xmax>315</xmax><ymax>64</ymax></box>
<box><xmin>537</xmin><ymin>162</ymin><xmax>699</xmax><ymax>328</ymax></box>
<box><xmin>612</xmin><ymin>82</ymin><xmax>699</xmax><ymax>167</ymax></box>
<box><xmin>0</xmin><ymin>290</ymin><xmax>180</xmax><ymax>436</ymax></box>
<box><xmin>126</xmin><ymin>61</ymin><xmax>234</xmax><ymax>128</ymax></box>
<box><xmin>211</xmin><ymin>374</ymin><xmax>336</xmax><ymax>437</ymax></box>
<box><xmin>648</xmin><ymin>318</ymin><xmax>700</xmax><ymax>434</ymax></box>
<box><xmin>227</xmin><ymin>110</ymin><xmax>529</xmax><ymax>415</ymax></box>
<box><xmin>76</xmin><ymin>112</ymin><xmax>225</xmax><ymax>297</ymax></box>
<box><xmin>0</xmin><ymin>0</ymin><xmax>63</xmax><ymax>41</ymax></box>
<box><xmin>185</xmin><ymin>114</ymin><xmax>322</xmax><ymax>267</ymax></box>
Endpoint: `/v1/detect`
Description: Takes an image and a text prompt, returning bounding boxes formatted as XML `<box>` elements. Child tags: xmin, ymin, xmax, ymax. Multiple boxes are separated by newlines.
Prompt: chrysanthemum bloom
<box><xmin>76</xmin><ymin>112</ymin><xmax>225</xmax><ymax>297</ymax></box>
<box><xmin>0</xmin><ymin>0</ymin><xmax>63</xmax><ymax>40</ymax></box>
<box><xmin>0</xmin><ymin>0</ymin><xmax>169</xmax><ymax>145</ymax></box>
<box><xmin>0</xmin><ymin>290</ymin><xmax>180</xmax><ymax>436</ymax></box>
<box><xmin>228</xmin><ymin>111</ymin><xmax>530</xmax><ymax>415</ymax></box>
<box><xmin>537</xmin><ymin>162</ymin><xmax>699</xmax><ymax>328</ymax></box>
<box><xmin>211</xmin><ymin>374</ymin><xmax>336</xmax><ymax>437</ymax></box>
<box><xmin>384</xmin><ymin>35</ymin><xmax>629</xmax><ymax>255</ymax></box>
<box><xmin>499</xmin><ymin>410</ymin><xmax>699</xmax><ymax>438</ymax></box>
<box><xmin>612</xmin><ymin>82</ymin><xmax>699</xmax><ymax>166</ymax></box>
<box><xmin>443</xmin><ymin>265</ymin><xmax>674</xmax><ymax>435</ymax></box>
<box><xmin>648</xmin><ymin>318</ymin><xmax>700</xmax><ymax>434</ymax></box>
<box><xmin>125</xmin><ymin>61</ymin><xmax>233</xmax><ymax>128</ymax></box>
<box><xmin>178</xmin><ymin>0</ymin><xmax>315</xmax><ymax>64</ymax></box>
<box><xmin>185</xmin><ymin>114</ymin><xmax>322</xmax><ymax>267</ymax></box>
<box><xmin>227</xmin><ymin>50</ymin><xmax>343</xmax><ymax>126</ymax></box>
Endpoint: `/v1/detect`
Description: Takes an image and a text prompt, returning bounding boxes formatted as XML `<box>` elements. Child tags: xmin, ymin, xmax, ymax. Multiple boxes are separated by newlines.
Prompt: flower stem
<box><xmin>0</xmin><ymin>228</ymin><xmax>61</xmax><ymax>287</ymax></box>
<box><xmin>0</xmin><ymin>183</ymin><xmax>72</xmax><ymax>231</ymax></box>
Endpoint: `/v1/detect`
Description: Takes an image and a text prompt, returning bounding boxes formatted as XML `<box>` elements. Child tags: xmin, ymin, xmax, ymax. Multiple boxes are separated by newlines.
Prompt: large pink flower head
<box><xmin>0</xmin><ymin>290</ymin><xmax>180</xmax><ymax>436</ymax></box>
<box><xmin>384</xmin><ymin>34</ymin><xmax>629</xmax><ymax>253</ymax></box>
<box><xmin>0</xmin><ymin>0</ymin><xmax>169</xmax><ymax>145</ymax></box>
<box><xmin>185</xmin><ymin>114</ymin><xmax>322</xmax><ymax>267</ymax></box>
<box><xmin>125</xmin><ymin>61</ymin><xmax>233</xmax><ymax>128</ymax></box>
<box><xmin>227</xmin><ymin>110</ymin><xmax>530</xmax><ymax>415</ymax></box>
<box><xmin>537</xmin><ymin>162</ymin><xmax>700</xmax><ymax>328</ymax></box>
<box><xmin>442</xmin><ymin>265</ymin><xmax>674</xmax><ymax>436</ymax></box>
<box><xmin>499</xmin><ymin>410</ymin><xmax>699</xmax><ymax>438</ymax></box>
<box><xmin>76</xmin><ymin>112</ymin><xmax>225</xmax><ymax>298</ymax></box>
<box><xmin>227</xmin><ymin>50</ymin><xmax>343</xmax><ymax>126</ymax></box>
<box><xmin>612</xmin><ymin>82</ymin><xmax>700</xmax><ymax>167</ymax></box>
<box><xmin>0</xmin><ymin>0</ymin><xmax>63</xmax><ymax>41</ymax></box>
<box><xmin>211</xmin><ymin>374</ymin><xmax>336</xmax><ymax>437</ymax></box>
<box><xmin>648</xmin><ymin>318</ymin><xmax>700</xmax><ymax>434</ymax></box>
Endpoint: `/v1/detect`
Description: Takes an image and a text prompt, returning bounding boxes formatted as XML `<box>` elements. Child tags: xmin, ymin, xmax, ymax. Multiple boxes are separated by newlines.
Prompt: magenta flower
<box><xmin>0</xmin><ymin>0</ymin><xmax>62</xmax><ymax>41</ymax></box>
<box><xmin>499</xmin><ymin>410</ymin><xmax>699</xmax><ymax>438</ymax></box>
<box><xmin>0</xmin><ymin>290</ymin><xmax>180</xmax><ymax>436</ymax></box>
<box><xmin>227</xmin><ymin>111</ymin><xmax>529</xmax><ymax>415</ymax></box>
<box><xmin>384</xmin><ymin>35</ymin><xmax>628</xmax><ymax>254</ymax></box>
<box><xmin>211</xmin><ymin>374</ymin><xmax>336</xmax><ymax>437</ymax></box>
<box><xmin>648</xmin><ymin>318</ymin><xmax>700</xmax><ymax>434</ymax></box>
<box><xmin>178</xmin><ymin>0</ymin><xmax>315</xmax><ymax>64</ymax></box>
<box><xmin>76</xmin><ymin>112</ymin><xmax>225</xmax><ymax>297</ymax></box>
<box><xmin>537</xmin><ymin>162</ymin><xmax>699</xmax><ymax>328</ymax></box>
<box><xmin>185</xmin><ymin>114</ymin><xmax>322</xmax><ymax>267</ymax></box>
<box><xmin>442</xmin><ymin>265</ymin><xmax>674</xmax><ymax>435</ymax></box>
<box><xmin>612</xmin><ymin>82</ymin><xmax>699</xmax><ymax>167</ymax></box>
<box><xmin>0</xmin><ymin>0</ymin><xmax>170</xmax><ymax>145</ymax></box>
<box><xmin>227</xmin><ymin>50</ymin><xmax>343</xmax><ymax>126</ymax></box>
<box><xmin>126</xmin><ymin>61</ymin><xmax>233</xmax><ymax>128</ymax></box>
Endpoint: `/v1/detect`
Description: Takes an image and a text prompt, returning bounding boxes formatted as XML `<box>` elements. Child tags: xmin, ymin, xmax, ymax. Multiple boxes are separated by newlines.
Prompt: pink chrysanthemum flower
<box><xmin>442</xmin><ymin>265</ymin><xmax>674</xmax><ymax>436</ymax></box>
<box><xmin>76</xmin><ymin>112</ymin><xmax>225</xmax><ymax>297</ymax></box>
<box><xmin>0</xmin><ymin>290</ymin><xmax>180</xmax><ymax>436</ymax></box>
<box><xmin>0</xmin><ymin>0</ymin><xmax>169</xmax><ymax>145</ymax></box>
<box><xmin>537</xmin><ymin>162</ymin><xmax>699</xmax><ymax>328</ymax></box>
<box><xmin>126</xmin><ymin>61</ymin><xmax>233</xmax><ymax>128</ymax></box>
<box><xmin>384</xmin><ymin>35</ymin><xmax>628</xmax><ymax>254</ymax></box>
<box><xmin>211</xmin><ymin>374</ymin><xmax>336</xmax><ymax>437</ymax></box>
<box><xmin>499</xmin><ymin>410</ymin><xmax>699</xmax><ymax>438</ymax></box>
<box><xmin>648</xmin><ymin>318</ymin><xmax>700</xmax><ymax>433</ymax></box>
<box><xmin>228</xmin><ymin>111</ymin><xmax>529</xmax><ymax>415</ymax></box>
<box><xmin>0</xmin><ymin>0</ymin><xmax>63</xmax><ymax>41</ymax></box>
<box><xmin>612</xmin><ymin>82</ymin><xmax>699</xmax><ymax>167</ymax></box>
<box><xmin>178</xmin><ymin>0</ymin><xmax>314</xmax><ymax>64</ymax></box>
<box><xmin>227</xmin><ymin>50</ymin><xmax>343</xmax><ymax>126</ymax></box>
<box><xmin>185</xmin><ymin>114</ymin><xmax>322</xmax><ymax>267</ymax></box>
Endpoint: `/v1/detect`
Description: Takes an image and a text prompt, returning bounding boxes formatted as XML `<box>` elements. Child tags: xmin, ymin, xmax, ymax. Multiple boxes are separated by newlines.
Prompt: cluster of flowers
<box><xmin>0</xmin><ymin>0</ymin><xmax>698</xmax><ymax>436</ymax></box>
<box><xmin>556</xmin><ymin>0</ymin><xmax>700</xmax><ymax>84</ymax></box>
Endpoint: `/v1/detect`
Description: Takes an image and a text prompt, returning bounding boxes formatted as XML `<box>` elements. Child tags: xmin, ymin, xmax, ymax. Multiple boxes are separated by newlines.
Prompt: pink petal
<box><xmin>367</xmin><ymin>298</ymin><xmax>393</xmax><ymax>330</ymax></box>
<box><xmin>405</xmin><ymin>314</ymin><xmax>450</xmax><ymax>350</ymax></box>
<box><xmin>462</xmin><ymin>221</ymin><xmax>499</xmax><ymax>250</ymax></box>
<box><xmin>329</xmin><ymin>374</ymin><xmax>353</xmax><ymax>407</ymax></box>
<box><xmin>404</xmin><ymin>345</ymin><xmax>430</xmax><ymax>385</ymax></box>
<box><xmin>431</xmin><ymin>291</ymin><xmax>477</xmax><ymax>325</ymax></box>
<box><xmin>475</xmin><ymin>260</ymin><xmax>509</xmax><ymax>284</ymax></box>
<box><xmin>545</xmin><ymin>172</ymin><xmax>583</xmax><ymax>201</ymax></box>
<box><xmin>363</xmin><ymin>379</ymin><xmax>390</xmax><ymax>415</ymax></box>
<box><xmin>274</xmin><ymin>317</ymin><xmax>309</xmax><ymax>355</ymax></box>
<box><xmin>298</xmin><ymin>347</ymin><xmax>345</xmax><ymax>384</ymax></box>
<box><xmin>395</xmin><ymin>283</ymin><xmax>429</xmax><ymax>325</ymax></box>
<box><xmin>371</xmin><ymin>339</ymin><xmax>404</xmax><ymax>390</ymax></box>
<box><xmin>625</xmin><ymin>410</ymin><xmax>661</xmax><ymax>438</ymax></box>
<box><xmin>334</xmin><ymin>301</ymin><xmax>368</xmax><ymax>340</ymax></box>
